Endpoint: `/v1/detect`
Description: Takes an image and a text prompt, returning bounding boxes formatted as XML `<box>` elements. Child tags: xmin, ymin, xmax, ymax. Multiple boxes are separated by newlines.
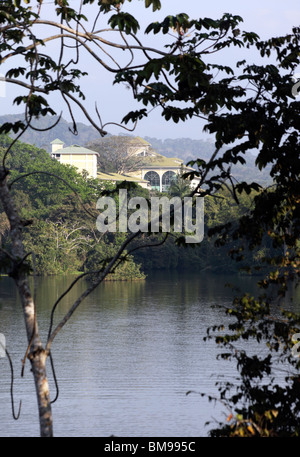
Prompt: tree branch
<box><xmin>45</xmin><ymin>230</ymin><xmax>140</xmax><ymax>352</ymax></box>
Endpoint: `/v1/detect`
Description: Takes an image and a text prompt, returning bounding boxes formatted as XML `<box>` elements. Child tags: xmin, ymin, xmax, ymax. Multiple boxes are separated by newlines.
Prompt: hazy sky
<box><xmin>1</xmin><ymin>0</ymin><xmax>300</xmax><ymax>140</ymax></box>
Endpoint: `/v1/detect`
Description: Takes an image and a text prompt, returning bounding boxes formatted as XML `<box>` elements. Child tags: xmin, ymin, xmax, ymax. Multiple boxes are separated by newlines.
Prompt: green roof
<box><xmin>58</xmin><ymin>144</ymin><xmax>99</xmax><ymax>155</ymax></box>
<box><xmin>50</xmin><ymin>138</ymin><xmax>64</xmax><ymax>144</ymax></box>
<box><xmin>141</xmin><ymin>153</ymin><xmax>184</xmax><ymax>168</ymax></box>
<box><xmin>97</xmin><ymin>172</ymin><xmax>147</xmax><ymax>183</ymax></box>
<box><xmin>129</xmin><ymin>136</ymin><xmax>151</xmax><ymax>146</ymax></box>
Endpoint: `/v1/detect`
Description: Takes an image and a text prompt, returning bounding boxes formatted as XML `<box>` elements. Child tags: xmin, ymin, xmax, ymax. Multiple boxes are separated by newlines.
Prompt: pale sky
<box><xmin>1</xmin><ymin>0</ymin><xmax>300</xmax><ymax>140</ymax></box>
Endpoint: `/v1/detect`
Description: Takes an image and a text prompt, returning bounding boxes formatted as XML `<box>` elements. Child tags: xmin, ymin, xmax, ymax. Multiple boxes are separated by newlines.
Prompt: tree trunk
<box><xmin>0</xmin><ymin>169</ymin><xmax>53</xmax><ymax>437</ymax></box>
<box><xmin>29</xmin><ymin>348</ymin><xmax>53</xmax><ymax>437</ymax></box>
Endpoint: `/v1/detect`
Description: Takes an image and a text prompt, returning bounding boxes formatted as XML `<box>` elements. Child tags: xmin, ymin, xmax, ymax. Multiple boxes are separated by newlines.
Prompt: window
<box><xmin>144</xmin><ymin>171</ymin><xmax>160</xmax><ymax>190</ymax></box>
<box><xmin>162</xmin><ymin>171</ymin><xmax>176</xmax><ymax>190</ymax></box>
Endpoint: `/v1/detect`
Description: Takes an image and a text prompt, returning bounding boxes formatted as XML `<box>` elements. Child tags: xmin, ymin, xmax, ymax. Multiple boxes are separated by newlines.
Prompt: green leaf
<box><xmin>109</xmin><ymin>12</ymin><xmax>140</xmax><ymax>34</ymax></box>
<box><xmin>145</xmin><ymin>0</ymin><xmax>161</xmax><ymax>12</ymax></box>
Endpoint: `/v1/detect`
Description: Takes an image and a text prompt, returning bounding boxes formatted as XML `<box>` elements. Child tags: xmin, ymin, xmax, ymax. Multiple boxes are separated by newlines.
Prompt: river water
<box><xmin>0</xmin><ymin>271</ymin><xmax>298</xmax><ymax>437</ymax></box>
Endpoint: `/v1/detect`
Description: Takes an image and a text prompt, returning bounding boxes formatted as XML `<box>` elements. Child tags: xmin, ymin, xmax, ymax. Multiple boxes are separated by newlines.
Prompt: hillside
<box><xmin>0</xmin><ymin>113</ymin><xmax>101</xmax><ymax>152</ymax></box>
<box><xmin>144</xmin><ymin>137</ymin><xmax>272</xmax><ymax>185</ymax></box>
<box><xmin>87</xmin><ymin>134</ymin><xmax>272</xmax><ymax>185</ymax></box>
<box><xmin>0</xmin><ymin>114</ymin><xmax>272</xmax><ymax>184</ymax></box>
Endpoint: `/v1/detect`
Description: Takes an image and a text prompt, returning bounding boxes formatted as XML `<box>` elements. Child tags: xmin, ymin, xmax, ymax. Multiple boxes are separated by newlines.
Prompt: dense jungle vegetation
<box><xmin>0</xmin><ymin>133</ymin><xmax>274</xmax><ymax>278</ymax></box>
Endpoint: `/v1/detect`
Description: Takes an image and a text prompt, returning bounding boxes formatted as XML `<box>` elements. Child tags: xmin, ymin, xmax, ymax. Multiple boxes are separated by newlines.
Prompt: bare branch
<box><xmin>1</xmin><ymin>120</ymin><xmax>30</xmax><ymax>171</ymax></box>
<box><xmin>45</xmin><ymin>230</ymin><xmax>140</xmax><ymax>352</ymax></box>
<box><xmin>25</xmin><ymin>113</ymin><xmax>63</xmax><ymax>133</ymax></box>
<box><xmin>61</xmin><ymin>91</ymin><xmax>108</xmax><ymax>137</ymax></box>
<box><xmin>34</xmin><ymin>19</ymin><xmax>169</xmax><ymax>56</ymax></box>
<box><xmin>0</xmin><ymin>342</ymin><xmax>22</xmax><ymax>421</ymax></box>
<box><xmin>110</xmin><ymin>232</ymin><xmax>170</xmax><ymax>275</ymax></box>
<box><xmin>49</xmin><ymin>352</ymin><xmax>59</xmax><ymax>404</ymax></box>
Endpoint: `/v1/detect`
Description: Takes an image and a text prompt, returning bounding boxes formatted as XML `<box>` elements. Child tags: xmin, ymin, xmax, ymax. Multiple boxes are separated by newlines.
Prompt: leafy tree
<box><xmin>0</xmin><ymin>134</ymin><xmax>150</xmax><ymax>277</ymax></box>
<box><xmin>23</xmin><ymin>219</ymin><xmax>92</xmax><ymax>275</ymax></box>
<box><xmin>168</xmin><ymin>166</ymin><xmax>191</xmax><ymax>198</ymax></box>
<box><xmin>0</xmin><ymin>0</ymin><xmax>299</xmax><ymax>437</ymax></box>
<box><xmin>86</xmin><ymin>135</ymin><xmax>150</xmax><ymax>174</ymax></box>
<box><xmin>83</xmin><ymin>233</ymin><xmax>146</xmax><ymax>281</ymax></box>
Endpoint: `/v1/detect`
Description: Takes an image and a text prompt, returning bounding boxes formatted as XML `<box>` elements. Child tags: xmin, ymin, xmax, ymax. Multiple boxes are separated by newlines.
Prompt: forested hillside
<box><xmin>0</xmin><ymin>133</ymin><xmax>276</xmax><ymax>277</ymax></box>
<box><xmin>0</xmin><ymin>114</ymin><xmax>272</xmax><ymax>184</ymax></box>
<box><xmin>144</xmin><ymin>136</ymin><xmax>272</xmax><ymax>185</ymax></box>
<box><xmin>0</xmin><ymin>133</ymin><xmax>145</xmax><ymax>279</ymax></box>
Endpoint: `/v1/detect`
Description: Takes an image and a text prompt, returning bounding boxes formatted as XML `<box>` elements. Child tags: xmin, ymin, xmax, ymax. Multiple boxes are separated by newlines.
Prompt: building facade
<box><xmin>125</xmin><ymin>137</ymin><xmax>200</xmax><ymax>192</ymax></box>
<box><xmin>50</xmin><ymin>139</ymin><xmax>98</xmax><ymax>178</ymax></box>
<box><xmin>50</xmin><ymin>137</ymin><xmax>200</xmax><ymax>192</ymax></box>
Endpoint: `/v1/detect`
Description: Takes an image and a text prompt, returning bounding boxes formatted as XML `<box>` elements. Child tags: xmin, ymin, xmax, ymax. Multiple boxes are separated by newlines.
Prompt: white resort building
<box><xmin>50</xmin><ymin>139</ymin><xmax>98</xmax><ymax>179</ymax></box>
<box><xmin>50</xmin><ymin>136</ymin><xmax>200</xmax><ymax>192</ymax></box>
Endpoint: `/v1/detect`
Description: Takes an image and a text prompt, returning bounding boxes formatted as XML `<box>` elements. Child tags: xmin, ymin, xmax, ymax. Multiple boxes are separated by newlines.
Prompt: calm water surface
<box><xmin>0</xmin><ymin>271</ymin><xmax>298</xmax><ymax>437</ymax></box>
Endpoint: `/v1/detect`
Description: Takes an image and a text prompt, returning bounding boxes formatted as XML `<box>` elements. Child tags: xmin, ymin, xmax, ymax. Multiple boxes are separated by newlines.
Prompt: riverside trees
<box><xmin>0</xmin><ymin>0</ymin><xmax>299</xmax><ymax>436</ymax></box>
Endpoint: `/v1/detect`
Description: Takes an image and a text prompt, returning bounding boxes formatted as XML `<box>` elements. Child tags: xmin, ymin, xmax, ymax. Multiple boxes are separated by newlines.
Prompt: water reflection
<box><xmin>0</xmin><ymin>271</ymin><xmax>298</xmax><ymax>437</ymax></box>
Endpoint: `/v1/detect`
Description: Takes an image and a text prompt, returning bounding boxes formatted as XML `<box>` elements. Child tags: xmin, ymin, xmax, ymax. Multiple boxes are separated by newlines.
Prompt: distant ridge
<box><xmin>0</xmin><ymin>114</ymin><xmax>272</xmax><ymax>185</ymax></box>
<box><xmin>144</xmin><ymin>137</ymin><xmax>272</xmax><ymax>185</ymax></box>
<box><xmin>0</xmin><ymin>113</ymin><xmax>101</xmax><ymax>152</ymax></box>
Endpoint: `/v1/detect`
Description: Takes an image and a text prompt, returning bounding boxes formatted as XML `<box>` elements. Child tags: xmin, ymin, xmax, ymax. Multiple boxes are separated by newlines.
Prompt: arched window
<box><xmin>162</xmin><ymin>171</ymin><xmax>176</xmax><ymax>190</ymax></box>
<box><xmin>144</xmin><ymin>171</ymin><xmax>160</xmax><ymax>190</ymax></box>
